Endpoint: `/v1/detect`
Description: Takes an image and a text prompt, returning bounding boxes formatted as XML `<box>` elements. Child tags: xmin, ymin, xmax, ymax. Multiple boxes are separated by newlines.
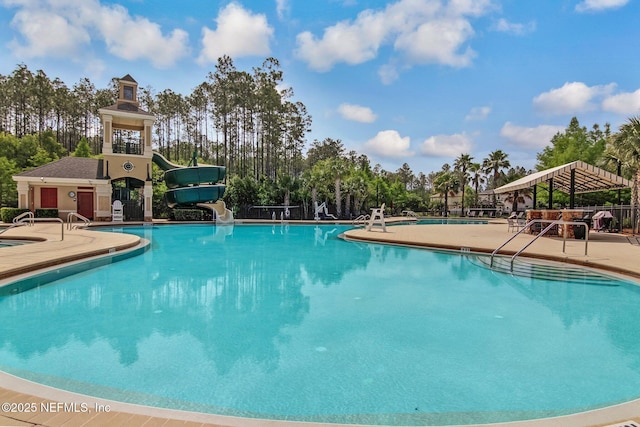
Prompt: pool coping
<box><xmin>1</xmin><ymin>220</ymin><xmax>640</xmax><ymax>427</ymax></box>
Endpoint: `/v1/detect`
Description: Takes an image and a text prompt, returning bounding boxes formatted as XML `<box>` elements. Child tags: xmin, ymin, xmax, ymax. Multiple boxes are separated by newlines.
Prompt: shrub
<box><xmin>0</xmin><ymin>207</ymin><xmax>30</xmax><ymax>223</ymax></box>
<box><xmin>35</xmin><ymin>208</ymin><xmax>59</xmax><ymax>218</ymax></box>
<box><xmin>172</xmin><ymin>209</ymin><xmax>203</xmax><ymax>221</ymax></box>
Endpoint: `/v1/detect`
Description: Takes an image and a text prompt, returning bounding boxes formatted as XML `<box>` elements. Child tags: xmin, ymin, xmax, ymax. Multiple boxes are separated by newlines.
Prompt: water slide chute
<box><xmin>197</xmin><ymin>201</ymin><xmax>234</xmax><ymax>224</ymax></box>
<box><xmin>152</xmin><ymin>152</ymin><xmax>232</xmax><ymax>222</ymax></box>
<box><xmin>163</xmin><ymin>167</ymin><xmax>225</xmax><ymax>189</ymax></box>
<box><xmin>164</xmin><ymin>185</ymin><xmax>226</xmax><ymax>208</ymax></box>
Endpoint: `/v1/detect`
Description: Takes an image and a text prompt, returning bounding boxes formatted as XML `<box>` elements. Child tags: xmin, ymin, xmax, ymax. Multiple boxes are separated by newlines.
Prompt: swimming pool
<box><xmin>1</xmin><ymin>224</ymin><xmax>640</xmax><ymax>425</ymax></box>
<box><xmin>0</xmin><ymin>238</ymin><xmax>33</xmax><ymax>248</ymax></box>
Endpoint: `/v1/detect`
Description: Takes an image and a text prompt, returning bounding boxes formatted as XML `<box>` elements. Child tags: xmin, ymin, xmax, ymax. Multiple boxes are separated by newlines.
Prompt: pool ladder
<box><xmin>490</xmin><ymin>219</ymin><xmax>589</xmax><ymax>272</ymax></box>
<box><xmin>0</xmin><ymin>211</ymin><xmax>34</xmax><ymax>235</ymax></box>
<box><xmin>2</xmin><ymin>215</ymin><xmax>65</xmax><ymax>240</ymax></box>
<box><xmin>67</xmin><ymin>212</ymin><xmax>92</xmax><ymax>230</ymax></box>
<box><xmin>353</xmin><ymin>214</ymin><xmax>370</xmax><ymax>227</ymax></box>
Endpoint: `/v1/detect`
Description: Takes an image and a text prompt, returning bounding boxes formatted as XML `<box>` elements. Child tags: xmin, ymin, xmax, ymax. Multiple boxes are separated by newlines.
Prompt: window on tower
<box><xmin>123</xmin><ymin>85</ymin><xmax>134</xmax><ymax>100</ymax></box>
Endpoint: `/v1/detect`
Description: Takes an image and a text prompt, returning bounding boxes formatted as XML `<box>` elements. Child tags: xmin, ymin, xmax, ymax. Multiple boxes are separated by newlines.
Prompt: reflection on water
<box><xmin>1</xmin><ymin>224</ymin><xmax>640</xmax><ymax>423</ymax></box>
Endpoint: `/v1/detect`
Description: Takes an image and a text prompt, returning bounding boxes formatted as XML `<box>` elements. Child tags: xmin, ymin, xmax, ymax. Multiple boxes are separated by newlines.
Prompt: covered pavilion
<box><xmin>493</xmin><ymin>160</ymin><xmax>631</xmax><ymax>209</ymax></box>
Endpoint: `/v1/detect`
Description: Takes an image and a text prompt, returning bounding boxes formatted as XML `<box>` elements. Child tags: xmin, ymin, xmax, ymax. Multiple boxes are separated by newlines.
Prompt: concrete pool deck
<box><xmin>1</xmin><ymin>219</ymin><xmax>640</xmax><ymax>427</ymax></box>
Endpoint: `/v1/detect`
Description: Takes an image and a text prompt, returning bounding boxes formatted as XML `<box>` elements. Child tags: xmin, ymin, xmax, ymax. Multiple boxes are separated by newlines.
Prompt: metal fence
<box><xmin>575</xmin><ymin>204</ymin><xmax>639</xmax><ymax>234</ymax></box>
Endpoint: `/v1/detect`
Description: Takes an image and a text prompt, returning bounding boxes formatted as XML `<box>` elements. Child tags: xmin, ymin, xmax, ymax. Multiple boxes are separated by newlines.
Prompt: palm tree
<box><xmin>482</xmin><ymin>150</ymin><xmax>510</xmax><ymax>206</ymax></box>
<box><xmin>606</xmin><ymin>117</ymin><xmax>640</xmax><ymax>230</ymax></box>
<box><xmin>433</xmin><ymin>171</ymin><xmax>460</xmax><ymax>217</ymax></box>
<box><xmin>503</xmin><ymin>188</ymin><xmax>533</xmax><ymax>213</ymax></box>
<box><xmin>468</xmin><ymin>162</ymin><xmax>485</xmax><ymax>207</ymax></box>
<box><xmin>329</xmin><ymin>156</ymin><xmax>348</xmax><ymax>218</ymax></box>
<box><xmin>454</xmin><ymin>153</ymin><xmax>473</xmax><ymax>216</ymax></box>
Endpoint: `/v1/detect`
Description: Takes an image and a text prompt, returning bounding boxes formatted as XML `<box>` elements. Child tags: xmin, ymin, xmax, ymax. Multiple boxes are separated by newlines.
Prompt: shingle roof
<box><xmin>16</xmin><ymin>157</ymin><xmax>105</xmax><ymax>180</ymax></box>
<box><xmin>100</xmin><ymin>103</ymin><xmax>154</xmax><ymax>116</ymax></box>
<box><xmin>101</xmin><ymin>102</ymin><xmax>155</xmax><ymax>117</ymax></box>
<box><xmin>121</xmin><ymin>74</ymin><xmax>137</xmax><ymax>83</ymax></box>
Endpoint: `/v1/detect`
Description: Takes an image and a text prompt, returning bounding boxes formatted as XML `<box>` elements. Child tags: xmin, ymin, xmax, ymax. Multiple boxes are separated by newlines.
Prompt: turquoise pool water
<box><xmin>0</xmin><ymin>238</ymin><xmax>32</xmax><ymax>248</ymax></box>
<box><xmin>1</xmin><ymin>224</ymin><xmax>640</xmax><ymax>425</ymax></box>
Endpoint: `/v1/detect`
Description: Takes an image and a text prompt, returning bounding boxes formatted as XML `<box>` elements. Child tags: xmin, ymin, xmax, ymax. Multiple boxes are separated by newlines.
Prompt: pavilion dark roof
<box><xmin>16</xmin><ymin>157</ymin><xmax>105</xmax><ymax>180</ymax></box>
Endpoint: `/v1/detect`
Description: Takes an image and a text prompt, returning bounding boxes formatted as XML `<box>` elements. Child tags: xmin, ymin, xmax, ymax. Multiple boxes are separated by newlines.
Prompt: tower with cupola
<box><xmin>99</xmin><ymin>74</ymin><xmax>155</xmax><ymax>221</ymax></box>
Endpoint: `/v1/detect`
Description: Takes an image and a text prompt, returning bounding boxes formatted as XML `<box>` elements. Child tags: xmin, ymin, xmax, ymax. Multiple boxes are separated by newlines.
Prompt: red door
<box><xmin>77</xmin><ymin>192</ymin><xmax>94</xmax><ymax>219</ymax></box>
<box><xmin>41</xmin><ymin>187</ymin><xmax>57</xmax><ymax>208</ymax></box>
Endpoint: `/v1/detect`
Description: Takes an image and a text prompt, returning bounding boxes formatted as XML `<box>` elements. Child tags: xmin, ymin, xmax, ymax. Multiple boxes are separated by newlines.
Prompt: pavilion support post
<box><xmin>569</xmin><ymin>169</ymin><xmax>575</xmax><ymax>209</ymax></box>
<box><xmin>548</xmin><ymin>178</ymin><xmax>553</xmax><ymax>208</ymax></box>
<box><xmin>533</xmin><ymin>185</ymin><xmax>537</xmax><ymax>209</ymax></box>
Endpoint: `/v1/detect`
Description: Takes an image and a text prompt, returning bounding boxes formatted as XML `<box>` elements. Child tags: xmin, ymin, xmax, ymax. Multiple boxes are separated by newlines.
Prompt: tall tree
<box><xmin>8</xmin><ymin>64</ymin><xmax>35</xmax><ymax>137</ymax></box>
<box><xmin>454</xmin><ymin>153</ymin><xmax>473</xmax><ymax>216</ymax></box>
<box><xmin>32</xmin><ymin>69</ymin><xmax>53</xmax><ymax>134</ymax></box>
<box><xmin>482</xmin><ymin>150</ymin><xmax>510</xmax><ymax>205</ymax></box>
<box><xmin>306</xmin><ymin>138</ymin><xmax>345</xmax><ymax>168</ymax></box>
<box><xmin>606</xmin><ymin>116</ymin><xmax>640</xmax><ymax>227</ymax></box>
<box><xmin>396</xmin><ymin>163</ymin><xmax>414</xmax><ymax>190</ymax></box>
<box><xmin>433</xmin><ymin>171</ymin><xmax>459</xmax><ymax>217</ymax></box>
<box><xmin>468</xmin><ymin>162</ymin><xmax>484</xmax><ymax>207</ymax></box>
<box><xmin>537</xmin><ymin>117</ymin><xmax>608</xmax><ymax>170</ymax></box>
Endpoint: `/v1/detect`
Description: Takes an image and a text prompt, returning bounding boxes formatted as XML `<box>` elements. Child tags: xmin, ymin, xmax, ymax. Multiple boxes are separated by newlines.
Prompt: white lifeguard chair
<box><xmin>366</xmin><ymin>203</ymin><xmax>386</xmax><ymax>232</ymax></box>
<box><xmin>112</xmin><ymin>200</ymin><xmax>124</xmax><ymax>222</ymax></box>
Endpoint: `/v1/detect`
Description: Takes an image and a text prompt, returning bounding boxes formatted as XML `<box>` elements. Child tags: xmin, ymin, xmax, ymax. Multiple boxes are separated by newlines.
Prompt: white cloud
<box><xmin>575</xmin><ymin>0</ymin><xmax>629</xmax><ymax>13</ymax></box>
<box><xmin>420</xmin><ymin>133</ymin><xmax>472</xmax><ymax>158</ymax></box>
<box><xmin>7</xmin><ymin>8</ymin><xmax>90</xmax><ymax>58</ymax></box>
<box><xmin>294</xmin><ymin>9</ymin><xmax>386</xmax><ymax>72</ymax></box>
<box><xmin>602</xmin><ymin>89</ymin><xmax>640</xmax><ymax>114</ymax></box>
<box><xmin>364</xmin><ymin>130</ymin><xmax>414</xmax><ymax>158</ymax></box>
<box><xmin>276</xmin><ymin>0</ymin><xmax>289</xmax><ymax>19</ymax></box>
<box><xmin>378</xmin><ymin>64</ymin><xmax>400</xmax><ymax>85</ymax></box>
<box><xmin>465</xmin><ymin>106</ymin><xmax>491</xmax><ymax>121</ymax></box>
<box><xmin>97</xmin><ymin>4</ymin><xmax>190</xmax><ymax>68</ymax></box>
<box><xmin>337</xmin><ymin>103</ymin><xmax>377</xmax><ymax>123</ymax></box>
<box><xmin>394</xmin><ymin>17</ymin><xmax>476</xmax><ymax>67</ymax></box>
<box><xmin>500</xmin><ymin>122</ymin><xmax>564</xmax><ymax>149</ymax></box>
<box><xmin>294</xmin><ymin>0</ymin><xmax>493</xmax><ymax>73</ymax></box>
<box><xmin>4</xmin><ymin>0</ymin><xmax>189</xmax><ymax>68</ymax></box>
<box><xmin>198</xmin><ymin>3</ymin><xmax>274</xmax><ymax>64</ymax></box>
<box><xmin>492</xmin><ymin>18</ymin><xmax>536</xmax><ymax>35</ymax></box>
<box><xmin>533</xmin><ymin>82</ymin><xmax>616</xmax><ymax>115</ymax></box>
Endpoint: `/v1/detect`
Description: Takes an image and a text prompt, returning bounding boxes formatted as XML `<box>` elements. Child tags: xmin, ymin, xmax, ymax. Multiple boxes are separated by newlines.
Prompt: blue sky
<box><xmin>1</xmin><ymin>0</ymin><xmax>639</xmax><ymax>176</ymax></box>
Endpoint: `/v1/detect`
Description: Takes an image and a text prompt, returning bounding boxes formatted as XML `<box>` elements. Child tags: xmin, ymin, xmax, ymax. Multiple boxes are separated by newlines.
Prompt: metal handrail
<box><xmin>353</xmin><ymin>214</ymin><xmax>370</xmax><ymax>226</ymax></box>
<box><xmin>12</xmin><ymin>211</ymin><xmax>34</xmax><ymax>225</ymax></box>
<box><xmin>66</xmin><ymin>212</ymin><xmax>91</xmax><ymax>230</ymax></box>
<box><xmin>491</xmin><ymin>219</ymin><xmax>589</xmax><ymax>271</ymax></box>
<box><xmin>0</xmin><ymin>222</ymin><xmax>26</xmax><ymax>235</ymax></box>
<box><xmin>14</xmin><ymin>217</ymin><xmax>65</xmax><ymax>241</ymax></box>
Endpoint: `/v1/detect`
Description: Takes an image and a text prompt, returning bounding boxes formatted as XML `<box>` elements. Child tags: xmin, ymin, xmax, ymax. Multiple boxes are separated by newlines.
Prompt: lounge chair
<box><xmin>507</xmin><ymin>216</ymin><xmax>521</xmax><ymax>232</ymax></box>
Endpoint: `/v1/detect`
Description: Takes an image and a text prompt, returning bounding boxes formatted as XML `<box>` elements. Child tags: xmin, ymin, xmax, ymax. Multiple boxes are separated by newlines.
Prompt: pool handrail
<box><xmin>353</xmin><ymin>214</ymin><xmax>370</xmax><ymax>226</ymax></box>
<box><xmin>0</xmin><ymin>222</ymin><xmax>26</xmax><ymax>235</ymax></box>
<box><xmin>12</xmin><ymin>211</ymin><xmax>34</xmax><ymax>226</ymax></box>
<box><xmin>491</xmin><ymin>219</ymin><xmax>589</xmax><ymax>272</ymax></box>
<box><xmin>66</xmin><ymin>212</ymin><xmax>92</xmax><ymax>230</ymax></box>
<box><xmin>14</xmin><ymin>217</ymin><xmax>65</xmax><ymax>241</ymax></box>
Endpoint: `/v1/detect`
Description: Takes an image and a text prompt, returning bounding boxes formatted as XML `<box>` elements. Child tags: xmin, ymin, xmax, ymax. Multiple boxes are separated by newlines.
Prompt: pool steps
<box><xmin>0</xmin><ymin>240</ymin><xmax>150</xmax><ymax>296</ymax></box>
<box><xmin>469</xmin><ymin>255</ymin><xmax>620</xmax><ymax>286</ymax></box>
